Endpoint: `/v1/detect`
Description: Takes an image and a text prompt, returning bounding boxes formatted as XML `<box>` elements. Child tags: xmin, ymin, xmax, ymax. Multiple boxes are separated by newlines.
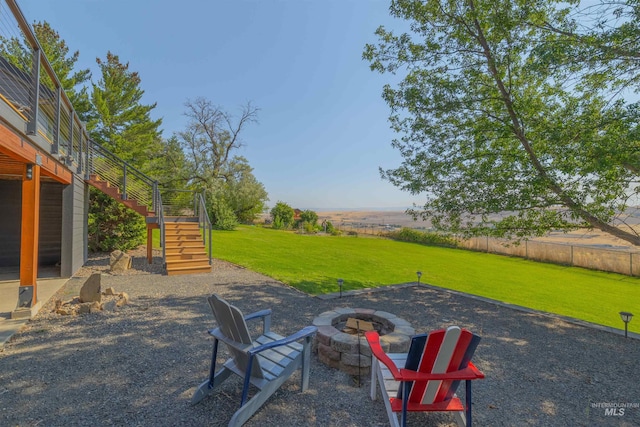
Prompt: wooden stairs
<box><xmin>87</xmin><ymin>174</ymin><xmax>153</xmax><ymax>217</ymax></box>
<box><xmin>164</xmin><ymin>218</ymin><xmax>212</xmax><ymax>276</ymax></box>
<box><xmin>87</xmin><ymin>175</ymin><xmax>212</xmax><ymax>276</ymax></box>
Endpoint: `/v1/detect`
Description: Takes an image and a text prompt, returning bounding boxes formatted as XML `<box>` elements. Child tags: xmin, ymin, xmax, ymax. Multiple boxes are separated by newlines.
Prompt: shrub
<box><xmin>383</xmin><ymin>227</ymin><xmax>457</xmax><ymax>247</ymax></box>
<box><xmin>300</xmin><ymin>209</ymin><xmax>318</xmax><ymax>225</ymax></box>
<box><xmin>88</xmin><ymin>189</ymin><xmax>146</xmax><ymax>252</ymax></box>
<box><xmin>271</xmin><ymin>201</ymin><xmax>294</xmax><ymax>229</ymax></box>
<box><xmin>209</xmin><ymin>199</ymin><xmax>239</xmax><ymax>230</ymax></box>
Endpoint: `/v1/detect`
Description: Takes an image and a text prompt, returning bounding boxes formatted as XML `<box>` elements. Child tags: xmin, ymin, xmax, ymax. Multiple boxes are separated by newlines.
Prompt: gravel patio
<box><xmin>0</xmin><ymin>255</ymin><xmax>638</xmax><ymax>426</ymax></box>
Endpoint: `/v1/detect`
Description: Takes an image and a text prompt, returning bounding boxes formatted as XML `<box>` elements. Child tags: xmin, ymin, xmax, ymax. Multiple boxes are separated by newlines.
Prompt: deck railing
<box><xmin>0</xmin><ymin>0</ymin><xmax>90</xmax><ymax>170</ymax></box>
<box><xmin>0</xmin><ymin>0</ymin><xmax>215</xmax><ymax>268</ymax></box>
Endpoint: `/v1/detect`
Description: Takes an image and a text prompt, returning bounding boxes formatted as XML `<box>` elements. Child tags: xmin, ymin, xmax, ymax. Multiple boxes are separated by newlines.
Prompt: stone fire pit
<box><xmin>312</xmin><ymin>308</ymin><xmax>415</xmax><ymax>375</ymax></box>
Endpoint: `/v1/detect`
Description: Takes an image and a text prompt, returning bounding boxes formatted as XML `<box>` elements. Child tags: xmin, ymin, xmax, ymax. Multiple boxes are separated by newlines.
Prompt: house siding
<box><xmin>38</xmin><ymin>182</ymin><xmax>63</xmax><ymax>266</ymax></box>
<box><xmin>0</xmin><ymin>180</ymin><xmax>21</xmax><ymax>267</ymax></box>
<box><xmin>61</xmin><ymin>174</ymin><xmax>87</xmax><ymax>277</ymax></box>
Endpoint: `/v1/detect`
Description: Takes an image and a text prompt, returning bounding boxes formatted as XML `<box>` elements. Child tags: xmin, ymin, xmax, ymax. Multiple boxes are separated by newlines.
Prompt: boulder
<box><xmin>110</xmin><ymin>250</ymin><xmax>132</xmax><ymax>273</ymax></box>
<box><xmin>79</xmin><ymin>273</ymin><xmax>102</xmax><ymax>303</ymax></box>
<box><xmin>104</xmin><ymin>287</ymin><xmax>117</xmax><ymax>296</ymax></box>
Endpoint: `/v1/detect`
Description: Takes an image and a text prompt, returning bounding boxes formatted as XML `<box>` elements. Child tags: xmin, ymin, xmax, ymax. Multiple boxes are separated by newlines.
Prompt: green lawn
<box><xmin>206</xmin><ymin>225</ymin><xmax>640</xmax><ymax>333</ymax></box>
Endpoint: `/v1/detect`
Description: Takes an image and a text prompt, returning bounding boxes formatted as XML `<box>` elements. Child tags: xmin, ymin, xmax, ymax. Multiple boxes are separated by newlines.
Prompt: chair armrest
<box><xmin>365</xmin><ymin>331</ymin><xmax>401</xmax><ymax>379</ymax></box>
<box><xmin>244</xmin><ymin>309</ymin><xmax>272</xmax><ymax>322</ymax></box>
<box><xmin>248</xmin><ymin>326</ymin><xmax>317</xmax><ymax>356</ymax></box>
<box><xmin>244</xmin><ymin>309</ymin><xmax>272</xmax><ymax>334</ymax></box>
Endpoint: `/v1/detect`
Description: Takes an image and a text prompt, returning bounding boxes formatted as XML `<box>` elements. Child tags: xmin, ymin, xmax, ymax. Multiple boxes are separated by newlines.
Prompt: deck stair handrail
<box><xmin>85</xmin><ymin>139</ymin><xmax>158</xmax><ymax>213</ymax></box>
<box><xmin>196</xmin><ymin>192</ymin><xmax>213</xmax><ymax>265</ymax></box>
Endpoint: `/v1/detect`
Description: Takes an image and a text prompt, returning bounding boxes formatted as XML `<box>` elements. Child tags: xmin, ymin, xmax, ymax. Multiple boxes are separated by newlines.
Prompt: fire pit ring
<box><xmin>312</xmin><ymin>308</ymin><xmax>415</xmax><ymax>375</ymax></box>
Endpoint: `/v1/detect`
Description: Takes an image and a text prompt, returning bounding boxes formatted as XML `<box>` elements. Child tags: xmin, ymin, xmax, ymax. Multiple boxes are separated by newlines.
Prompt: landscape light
<box><xmin>619</xmin><ymin>311</ymin><xmax>633</xmax><ymax>338</ymax></box>
<box><xmin>417</xmin><ymin>271</ymin><xmax>422</xmax><ymax>284</ymax></box>
<box><xmin>338</xmin><ymin>278</ymin><xmax>344</xmax><ymax>298</ymax></box>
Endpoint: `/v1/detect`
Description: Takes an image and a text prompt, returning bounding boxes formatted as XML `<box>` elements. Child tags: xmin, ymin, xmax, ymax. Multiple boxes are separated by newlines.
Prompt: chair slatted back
<box><xmin>208</xmin><ymin>294</ymin><xmax>264</xmax><ymax>378</ymax></box>
<box><xmin>402</xmin><ymin>325</ymin><xmax>480</xmax><ymax>405</ymax></box>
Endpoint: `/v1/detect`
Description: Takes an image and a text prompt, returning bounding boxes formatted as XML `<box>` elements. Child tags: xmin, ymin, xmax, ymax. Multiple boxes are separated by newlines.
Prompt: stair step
<box><xmin>166</xmin><ymin>264</ymin><xmax>212</xmax><ymax>276</ymax></box>
<box><xmin>166</xmin><ymin>252</ymin><xmax>209</xmax><ymax>262</ymax></box>
<box><xmin>165</xmin><ymin>242</ymin><xmax>205</xmax><ymax>249</ymax></box>
<box><xmin>165</xmin><ymin>247</ymin><xmax>206</xmax><ymax>255</ymax></box>
<box><xmin>164</xmin><ymin>223</ymin><xmax>200</xmax><ymax>229</ymax></box>
<box><xmin>167</xmin><ymin>258</ymin><xmax>210</xmax><ymax>268</ymax></box>
<box><xmin>164</xmin><ymin>235</ymin><xmax>200</xmax><ymax>241</ymax></box>
<box><xmin>165</xmin><ymin>228</ymin><xmax>201</xmax><ymax>234</ymax></box>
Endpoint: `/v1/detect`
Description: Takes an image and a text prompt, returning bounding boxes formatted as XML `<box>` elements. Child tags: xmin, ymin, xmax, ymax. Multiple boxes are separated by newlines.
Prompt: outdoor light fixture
<box><xmin>619</xmin><ymin>311</ymin><xmax>633</xmax><ymax>338</ymax></box>
<box><xmin>417</xmin><ymin>271</ymin><xmax>422</xmax><ymax>284</ymax></box>
<box><xmin>25</xmin><ymin>164</ymin><xmax>33</xmax><ymax>180</ymax></box>
<box><xmin>338</xmin><ymin>278</ymin><xmax>344</xmax><ymax>298</ymax></box>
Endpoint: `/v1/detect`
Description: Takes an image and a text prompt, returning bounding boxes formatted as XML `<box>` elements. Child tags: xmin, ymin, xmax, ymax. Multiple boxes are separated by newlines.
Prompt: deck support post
<box><xmin>13</xmin><ymin>163</ymin><xmax>41</xmax><ymax>319</ymax></box>
<box><xmin>147</xmin><ymin>224</ymin><xmax>154</xmax><ymax>264</ymax></box>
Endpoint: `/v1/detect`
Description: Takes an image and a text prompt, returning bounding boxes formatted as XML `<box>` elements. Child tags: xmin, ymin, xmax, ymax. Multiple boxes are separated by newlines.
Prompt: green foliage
<box><xmin>300</xmin><ymin>210</ymin><xmax>318</xmax><ymax>225</ymax></box>
<box><xmin>210</xmin><ymin>225</ymin><xmax>640</xmax><ymax>333</ymax></box>
<box><xmin>365</xmin><ymin>0</ymin><xmax>640</xmax><ymax>246</ymax></box>
<box><xmin>270</xmin><ymin>201</ymin><xmax>295</xmax><ymax>229</ymax></box>
<box><xmin>324</xmin><ymin>220</ymin><xmax>341</xmax><ymax>236</ymax></box>
<box><xmin>90</xmin><ymin>52</ymin><xmax>162</xmax><ymax>166</ymax></box>
<box><xmin>88</xmin><ymin>189</ymin><xmax>145</xmax><ymax>252</ymax></box>
<box><xmin>0</xmin><ymin>21</ymin><xmax>94</xmax><ymax>121</ymax></box>
<box><xmin>209</xmin><ymin>199</ymin><xmax>239</xmax><ymax>230</ymax></box>
<box><xmin>88</xmin><ymin>52</ymin><xmax>163</xmax><ymax>250</ymax></box>
<box><xmin>383</xmin><ymin>227</ymin><xmax>457</xmax><ymax>248</ymax></box>
<box><xmin>220</xmin><ymin>157</ymin><xmax>268</xmax><ymax>224</ymax></box>
<box><xmin>301</xmin><ymin>221</ymin><xmax>317</xmax><ymax>234</ymax></box>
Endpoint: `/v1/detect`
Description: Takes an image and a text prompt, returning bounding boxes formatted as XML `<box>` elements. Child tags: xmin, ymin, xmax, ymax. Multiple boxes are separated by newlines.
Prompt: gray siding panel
<box><xmin>38</xmin><ymin>182</ymin><xmax>63</xmax><ymax>265</ymax></box>
<box><xmin>61</xmin><ymin>175</ymin><xmax>87</xmax><ymax>277</ymax></box>
<box><xmin>0</xmin><ymin>180</ymin><xmax>21</xmax><ymax>267</ymax></box>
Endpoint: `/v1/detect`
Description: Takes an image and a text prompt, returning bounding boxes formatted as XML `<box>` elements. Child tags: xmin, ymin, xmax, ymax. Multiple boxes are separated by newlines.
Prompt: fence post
<box><xmin>630</xmin><ymin>253</ymin><xmax>633</xmax><ymax>276</ymax></box>
<box><xmin>570</xmin><ymin>245</ymin><xmax>574</xmax><ymax>266</ymax></box>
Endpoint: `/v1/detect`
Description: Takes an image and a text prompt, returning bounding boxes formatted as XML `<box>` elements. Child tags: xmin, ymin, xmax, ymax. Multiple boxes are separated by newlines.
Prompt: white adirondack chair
<box><xmin>366</xmin><ymin>326</ymin><xmax>485</xmax><ymax>427</ymax></box>
<box><xmin>191</xmin><ymin>294</ymin><xmax>317</xmax><ymax>426</ymax></box>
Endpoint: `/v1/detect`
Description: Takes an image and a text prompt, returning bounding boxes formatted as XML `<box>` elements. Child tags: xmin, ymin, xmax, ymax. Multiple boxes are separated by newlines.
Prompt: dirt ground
<box><xmin>312</xmin><ymin>210</ymin><xmax>640</xmax><ymax>251</ymax></box>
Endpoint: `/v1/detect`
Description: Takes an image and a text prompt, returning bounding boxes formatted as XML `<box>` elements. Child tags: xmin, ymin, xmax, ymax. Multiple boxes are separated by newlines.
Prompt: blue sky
<box><xmin>18</xmin><ymin>0</ymin><xmax>418</xmax><ymax>210</ymax></box>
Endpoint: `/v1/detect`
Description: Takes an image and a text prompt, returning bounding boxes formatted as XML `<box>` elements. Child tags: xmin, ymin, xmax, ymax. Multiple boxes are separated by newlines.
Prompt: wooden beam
<box><xmin>0</xmin><ymin>121</ymin><xmax>72</xmax><ymax>184</ymax></box>
<box><xmin>19</xmin><ymin>163</ymin><xmax>41</xmax><ymax>304</ymax></box>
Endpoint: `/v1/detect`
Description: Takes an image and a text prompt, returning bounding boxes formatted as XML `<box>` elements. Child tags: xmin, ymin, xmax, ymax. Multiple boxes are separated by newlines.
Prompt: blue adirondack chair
<box><xmin>191</xmin><ymin>294</ymin><xmax>317</xmax><ymax>426</ymax></box>
<box><xmin>366</xmin><ymin>326</ymin><xmax>485</xmax><ymax>427</ymax></box>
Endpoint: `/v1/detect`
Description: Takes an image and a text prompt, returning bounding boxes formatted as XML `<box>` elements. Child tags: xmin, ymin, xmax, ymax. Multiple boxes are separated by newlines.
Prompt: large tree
<box><xmin>88</xmin><ymin>52</ymin><xmax>163</xmax><ymax>251</ymax></box>
<box><xmin>90</xmin><ymin>51</ymin><xmax>162</xmax><ymax>165</ymax></box>
<box><xmin>365</xmin><ymin>0</ymin><xmax>640</xmax><ymax>245</ymax></box>
<box><xmin>178</xmin><ymin>98</ymin><xmax>268</xmax><ymax>226</ymax></box>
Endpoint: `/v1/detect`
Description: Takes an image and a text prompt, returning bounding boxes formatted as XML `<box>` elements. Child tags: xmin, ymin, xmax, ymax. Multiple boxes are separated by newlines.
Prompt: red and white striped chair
<box><xmin>365</xmin><ymin>326</ymin><xmax>484</xmax><ymax>427</ymax></box>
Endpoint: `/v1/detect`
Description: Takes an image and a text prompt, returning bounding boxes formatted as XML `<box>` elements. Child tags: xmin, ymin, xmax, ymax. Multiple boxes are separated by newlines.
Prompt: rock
<box><xmin>90</xmin><ymin>302</ymin><xmax>102</xmax><ymax>313</ymax></box>
<box><xmin>116</xmin><ymin>292</ymin><xmax>130</xmax><ymax>307</ymax></box>
<box><xmin>110</xmin><ymin>250</ymin><xmax>132</xmax><ymax>273</ymax></box>
<box><xmin>104</xmin><ymin>287</ymin><xmax>117</xmax><ymax>296</ymax></box>
<box><xmin>103</xmin><ymin>300</ymin><xmax>118</xmax><ymax>312</ymax></box>
<box><xmin>78</xmin><ymin>303</ymin><xmax>93</xmax><ymax>314</ymax></box>
<box><xmin>56</xmin><ymin>307</ymin><xmax>74</xmax><ymax>316</ymax></box>
<box><xmin>79</xmin><ymin>273</ymin><xmax>102</xmax><ymax>303</ymax></box>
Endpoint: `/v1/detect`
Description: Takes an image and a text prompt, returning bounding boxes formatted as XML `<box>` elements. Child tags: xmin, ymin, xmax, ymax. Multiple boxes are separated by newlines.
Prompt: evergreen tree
<box><xmin>88</xmin><ymin>52</ymin><xmax>163</xmax><ymax>251</ymax></box>
<box><xmin>90</xmin><ymin>51</ymin><xmax>162</xmax><ymax>166</ymax></box>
